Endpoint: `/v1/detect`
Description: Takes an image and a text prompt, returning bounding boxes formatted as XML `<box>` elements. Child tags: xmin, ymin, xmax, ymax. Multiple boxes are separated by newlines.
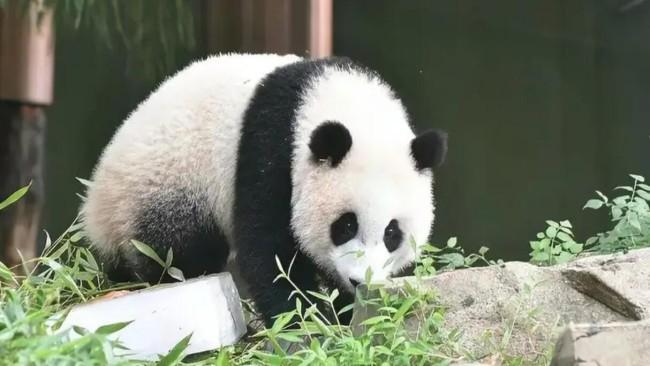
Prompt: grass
<box><xmin>1</xmin><ymin>172</ymin><xmax>649</xmax><ymax>365</ymax></box>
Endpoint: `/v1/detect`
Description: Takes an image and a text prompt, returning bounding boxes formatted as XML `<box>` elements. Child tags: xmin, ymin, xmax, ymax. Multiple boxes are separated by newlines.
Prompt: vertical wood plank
<box><xmin>308</xmin><ymin>0</ymin><xmax>332</xmax><ymax>58</ymax></box>
<box><xmin>0</xmin><ymin>1</ymin><xmax>52</xmax><ymax>268</ymax></box>
<box><xmin>0</xmin><ymin>103</ymin><xmax>45</xmax><ymax>268</ymax></box>
<box><xmin>0</xmin><ymin>1</ymin><xmax>55</xmax><ymax>104</ymax></box>
<box><xmin>204</xmin><ymin>0</ymin><xmax>332</xmax><ymax>58</ymax></box>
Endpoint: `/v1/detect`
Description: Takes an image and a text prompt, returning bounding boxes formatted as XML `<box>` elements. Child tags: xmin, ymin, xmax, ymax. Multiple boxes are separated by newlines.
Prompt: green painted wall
<box><xmin>44</xmin><ymin>1</ymin><xmax>650</xmax><ymax>260</ymax></box>
<box><xmin>333</xmin><ymin>1</ymin><xmax>650</xmax><ymax>258</ymax></box>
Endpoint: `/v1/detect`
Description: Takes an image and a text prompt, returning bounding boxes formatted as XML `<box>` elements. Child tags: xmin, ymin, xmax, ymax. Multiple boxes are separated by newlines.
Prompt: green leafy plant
<box><xmin>415</xmin><ymin>237</ymin><xmax>501</xmax><ymax>277</ymax></box>
<box><xmin>529</xmin><ymin>220</ymin><xmax>582</xmax><ymax>266</ymax></box>
<box><xmin>0</xmin><ymin>185</ymin><xmax>196</xmax><ymax>365</ymax></box>
<box><xmin>529</xmin><ymin>174</ymin><xmax>650</xmax><ymax>265</ymax></box>
<box><xmin>131</xmin><ymin>240</ymin><xmax>186</xmax><ymax>283</ymax></box>
<box><xmin>219</xmin><ymin>256</ymin><xmax>464</xmax><ymax>366</ymax></box>
<box><xmin>0</xmin><ymin>182</ymin><xmax>31</xmax><ymax>211</ymax></box>
<box><xmin>0</xmin><ymin>216</ymin><xmax>134</xmax><ymax>364</ymax></box>
<box><xmin>583</xmin><ymin>174</ymin><xmax>650</xmax><ymax>253</ymax></box>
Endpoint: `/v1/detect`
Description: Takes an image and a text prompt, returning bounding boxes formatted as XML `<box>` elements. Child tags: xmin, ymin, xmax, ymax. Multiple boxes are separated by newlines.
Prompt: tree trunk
<box><xmin>0</xmin><ymin>1</ymin><xmax>54</xmax><ymax>269</ymax></box>
<box><xmin>0</xmin><ymin>102</ymin><xmax>46</xmax><ymax>267</ymax></box>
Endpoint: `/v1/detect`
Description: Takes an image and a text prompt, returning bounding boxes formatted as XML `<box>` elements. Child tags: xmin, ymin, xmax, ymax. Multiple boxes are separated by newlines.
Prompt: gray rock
<box><xmin>551</xmin><ymin>320</ymin><xmax>650</xmax><ymax>366</ymax></box>
<box><xmin>561</xmin><ymin>249</ymin><xmax>650</xmax><ymax>320</ymax></box>
<box><xmin>351</xmin><ymin>249</ymin><xmax>650</xmax><ymax>361</ymax></box>
<box><xmin>58</xmin><ymin>273</ymin><xmax>246</xmax><ymax>361</ymax></box>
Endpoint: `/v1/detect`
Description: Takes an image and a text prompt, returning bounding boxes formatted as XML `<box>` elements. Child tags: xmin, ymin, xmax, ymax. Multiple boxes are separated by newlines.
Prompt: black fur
<box><xmin>235</xmin><ymin>58</ymin><xmax>363</xmax><ymax>326</ymax></box>
<box><xmin>411</xmin><ymin>129</ymin><xmax>448</xmax><ymax>171</ymax></box>
<box><xmin>112</xmin><ymin>189</ymin><xmax>230</xmax><ymax>283</ymax></box>
<box><xmin>330</xmin><ymin>212</ymin><xmax>358</xmax><ymax>247</ymax></box>
<box><xmin>383</xmin><ymin>219</ymin><xmax>403</xmax><ymax>253</ymax></box>
<box><xmin>309</xmin><ymin>121</ymin><xmax>352</xmax><ymax>167</ymax></box>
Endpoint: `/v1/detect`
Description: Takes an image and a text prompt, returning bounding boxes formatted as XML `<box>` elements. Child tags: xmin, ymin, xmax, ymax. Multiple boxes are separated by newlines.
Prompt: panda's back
<box><xmin>83</xmin><ymin>53</ymin><xmax>301</xmax><ymax>258</ymax></box>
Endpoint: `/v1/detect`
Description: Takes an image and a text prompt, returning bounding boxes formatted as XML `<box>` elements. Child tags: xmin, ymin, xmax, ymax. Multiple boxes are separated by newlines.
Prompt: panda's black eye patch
<box><xmin>330</xmin><ymin>212</ymin><xmax>358</xmax><ymax>246</ymax></box>
<box><xmin>384</xmin><ymin>219</ymin><xmax>403</xmax><ymax>253</ymax></box>
<box><xmin>309</xmin><ymin>121</ymin><xmax>352</xmax><ymax>167</ymax></box>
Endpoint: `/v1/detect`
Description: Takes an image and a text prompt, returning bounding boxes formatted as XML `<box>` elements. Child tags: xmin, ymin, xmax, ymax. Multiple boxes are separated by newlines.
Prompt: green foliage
<box><xmin>0</xmin><ymin>180</ymin><xmax>482</xmax><ymax>364</ymax></box>
<box><xmin>415</xmin><ymin>237</ymin><xmax>501</xmax><ymax>277</ymax></box>
<box><xmin>583</xmin><ymin>174</ymin><xmax>650</xmax><ymax>253</ymax></box>
<box><xmin>0</xmin><ymin>226</ymin><xmax>475</xmax><ymax>365</ymax></box>
<box><xmin>529</xmin><ymin>174</ymin><xmax>650</xmax><ymax>265</ymax></box>
<box><xmin>0</xmin><ymin>182</ymin><xmax>31</xmax><ymax>211</ymax></box>
<box><xmin>158</xmin><ymin>333</ymin><xmax>194</xmax><ymax>366</ymax></box>
<box><xmin>10</xmin><ymin>170</ymin><xmax>650</xmax><ymax>364</ymax></box>
<box><xmin>217</xmin><ymin>256</ymin><xmax>463</xmax><ymax>366</ymax></box>
<box><xmin>4</xmin><ymin>0</ymin><xmax>197</xmax><ymax>80</ymax></box>
<box><xmin>0</xmin><ymin>216</ymin><xmax>136</xmax><ymax>364</ymax></box>
<box><xmin>0</xmin><ymin>184</ymin><xmax>196</xmax><ymax>364</ymax></box>
<box><xmin>131</xmin><ymin>240</ymin><xmax>186</xmax><ymax>283</ymax></box>
<box><xmin>0</xmin><ymin>181</ymin><xmax>467</xmax><ymax>364</ymax></box>
<box><xmin>529</xmin><ymin>220</ymin><xmax>582</xmax><ymax>266</ymax></box>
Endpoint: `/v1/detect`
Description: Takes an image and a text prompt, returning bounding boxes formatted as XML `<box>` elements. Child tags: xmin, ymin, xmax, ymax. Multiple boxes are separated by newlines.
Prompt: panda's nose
<box><xmin>349</xmin><ymin>278</ymin><xmax>360</xmax><ymax>288</ymax></box>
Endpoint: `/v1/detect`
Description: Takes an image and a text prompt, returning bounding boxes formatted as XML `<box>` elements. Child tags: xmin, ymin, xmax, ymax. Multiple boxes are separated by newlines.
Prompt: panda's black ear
<box><xmin>411</xmin><ymin>129</ymin><xmax>448</xmax><ymax>171</ymax></box>
<box><xmin>309</xmin><ymin>121</ymin><xmax>352</xmax><ymax>167</ymax></box>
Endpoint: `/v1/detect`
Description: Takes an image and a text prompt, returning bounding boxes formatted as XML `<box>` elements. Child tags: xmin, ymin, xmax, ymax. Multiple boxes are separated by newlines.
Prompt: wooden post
<box><xmin>204</xmin><ymin>0</ymin><xmax>332</xmax><ymax>57</ymax></box>
<box><xmin>0</xmin><ymin>1</ymin><xmax>54</xmax><ymax>268</ymax></box>
<box><xmin>307</xmin><ymin>0</ymin><xmax>332</xmax><ymax>58</ymax></box>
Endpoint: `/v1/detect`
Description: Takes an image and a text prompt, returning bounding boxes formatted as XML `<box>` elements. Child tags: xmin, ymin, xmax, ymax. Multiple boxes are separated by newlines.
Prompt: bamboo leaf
<box><xmin>158</xmin><ymin>333</ymin><xmax>193</xmax><ymax>366</ymax></box>
<box><xmin>96</xmin><ymin>321</ymin><xmax>132</xmax><ymax>335</ymax></box>
<box><xmin>0</xmin><ymin>182</ymin><xmax>31</xmax><ymax>211</ymax></box>
<box><xmin>167</xmin><ymin>267</ymin><xmax>185</xmax><ymax>282</ymax></box>
<box><xmin>131</xmin><ymin>240</ymin><xmax>165</xmax><ymax>267</ymax></box>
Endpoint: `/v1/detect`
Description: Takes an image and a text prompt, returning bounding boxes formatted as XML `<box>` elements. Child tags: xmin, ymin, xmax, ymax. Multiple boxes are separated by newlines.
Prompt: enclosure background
<box><xmin>45</xmin><ymin>1</ymin><xmax>650</xmax><ymax>259</ymax></box>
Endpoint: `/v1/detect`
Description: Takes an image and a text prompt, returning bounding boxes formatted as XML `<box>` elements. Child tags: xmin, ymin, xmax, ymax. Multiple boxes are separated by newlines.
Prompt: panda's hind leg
<box><xmin>114</xmin><ymin>190</ymin><xmax>230</xmax><ymax>283</ymax></box>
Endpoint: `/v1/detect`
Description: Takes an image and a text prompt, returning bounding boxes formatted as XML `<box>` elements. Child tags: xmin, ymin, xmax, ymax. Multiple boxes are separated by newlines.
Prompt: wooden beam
<box><xmin>204</xmin><ymin>0</ymin><xmax>332</xmax><ymax>58</ymax></box>
<box><xmin>308</xmin><ymin>0</ymin><xmax>332</xmax><ymax>58</ymax></box>
<box><xmin>0</xmin><ymin>103</ymin><xmax>45</xmax><ymax>268</ymax></box>
<box><xmin>0</xmin><ymin>1</ymin><xmax>53</xmax><ymax>269</ymax></box>
<box><xmin>0</xmin><ymin>1</ymin><xmax>54</xmax><ymax>104</ymax></box>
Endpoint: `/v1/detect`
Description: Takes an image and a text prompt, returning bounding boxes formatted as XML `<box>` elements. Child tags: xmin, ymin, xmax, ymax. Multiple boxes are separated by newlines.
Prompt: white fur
<box><xmin>291</xmin><ymin>66</ymin><xmax>434</xmax><ymax>292</ymax></box>
<box><xmin>83</xmin><ymin>53</ymin><xmax>301</xmax><ymax>262</ymax></box>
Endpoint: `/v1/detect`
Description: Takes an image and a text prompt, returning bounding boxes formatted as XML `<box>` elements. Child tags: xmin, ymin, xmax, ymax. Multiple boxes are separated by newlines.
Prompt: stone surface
<box><xmin>551</xmin><ymin>320</ymin><xmax>650</xmax><ymax>366</ymax></box>
<box><xmin>561</xmin><ymin>249</ymin><xmax>650</xmax><ymax>320</ymax></box>
<box><xmin>351</xmin><ymin>248</ymin><xmax>650</xmax><ymax>361</ymax></box>
<box><xmin>58</xmin><ymin>273</ymin><xmax>246</xmax><ymax>361</ymax></box>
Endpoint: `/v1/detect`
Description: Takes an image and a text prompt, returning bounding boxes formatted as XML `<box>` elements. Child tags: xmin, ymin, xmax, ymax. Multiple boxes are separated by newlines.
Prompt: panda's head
<box><xmin>291</xmin><ymin>64</ymin><xmax>447</xmax><ymax>293</ymax></box>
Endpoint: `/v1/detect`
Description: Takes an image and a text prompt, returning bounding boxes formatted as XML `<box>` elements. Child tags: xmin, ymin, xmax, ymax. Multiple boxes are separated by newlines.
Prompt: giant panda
<box><xmin>82</xmin><ymin>53</ymin><xmax>447</xmax><ymax>326</ymax></box>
